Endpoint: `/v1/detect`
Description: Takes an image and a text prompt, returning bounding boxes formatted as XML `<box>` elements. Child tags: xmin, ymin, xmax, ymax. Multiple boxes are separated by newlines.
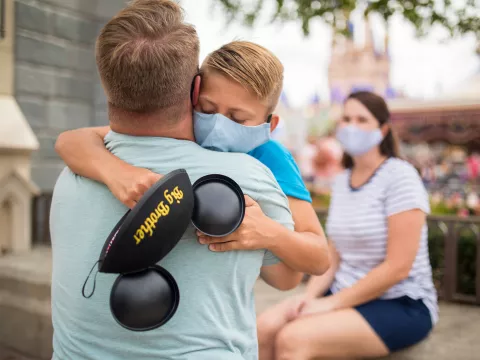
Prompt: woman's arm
<box><xmin>329</xmin><ymin>209</ymin><xmax>425</xmax><ymax>309</ymax></box>
<box><xmin>301</xmin><ymin>209</ymin><xmax>426</xmax><ymax>315</ymax></box>
<box><xmin>55</xmin><ymin>127</ymin><xmax>161</xmax><ymax>208</ymax></box>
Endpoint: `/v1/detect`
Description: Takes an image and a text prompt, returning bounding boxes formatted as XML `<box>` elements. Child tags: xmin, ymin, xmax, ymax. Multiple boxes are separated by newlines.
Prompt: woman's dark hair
<box><xmin>341</xmin><ymin>91</ymin><xmax>401</xmax><ymax>169</ymax></box>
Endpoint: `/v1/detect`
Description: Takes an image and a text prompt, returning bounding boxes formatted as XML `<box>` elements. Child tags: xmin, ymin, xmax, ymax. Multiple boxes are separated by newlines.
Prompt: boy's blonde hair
<box><xmin>96</xmin><ymin>0</ymin><xmax>199</xmax><ymax>118</ymax></box>
<box><xmin>201</xmin><ymin>41</ymin><xmax>284</xmax><ymax>112</ymax></box>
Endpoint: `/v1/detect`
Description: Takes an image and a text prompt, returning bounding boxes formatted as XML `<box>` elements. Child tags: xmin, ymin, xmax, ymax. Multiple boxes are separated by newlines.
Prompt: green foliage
<box><xmin>429</xmin><ymin>224</ymin><xmax>477</xmax><ymax>296</ymax></box>
<box><xmin>430</xmin><ymin>201</ymin><xmax>457</xmax><ymax>215</ymax></box>
<box><xmin>214</xmin><ymin>0</ymin><xmax>480</xmax><ymax>40</ymax></box>
<box><xmin>456</xmin><ymin>227</ymin><xmax>477</xmax><ymax>295</ymax></box>
<box><xmin>428</xmin><ymin>221</ymin><xmax>446</xmax><ymax>292</ymax></box>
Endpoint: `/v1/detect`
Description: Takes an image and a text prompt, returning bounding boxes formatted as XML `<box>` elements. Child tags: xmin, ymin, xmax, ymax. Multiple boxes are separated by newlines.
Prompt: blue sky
<box><xmin>180</xmin><ymin>0</ymin><xmax>479</xmax><ymax>108</ymax></box>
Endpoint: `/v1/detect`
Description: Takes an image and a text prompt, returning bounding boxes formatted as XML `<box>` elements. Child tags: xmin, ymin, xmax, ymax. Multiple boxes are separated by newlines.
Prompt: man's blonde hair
<box><xmin>201</xmin><ymin>41</ymin><xmax>284</xmax><ymax>112</ymax></box>
<box><xmin>96</xmin><ymin>0</ymin><xmax>199</xmax><ymax>119</ymax></box>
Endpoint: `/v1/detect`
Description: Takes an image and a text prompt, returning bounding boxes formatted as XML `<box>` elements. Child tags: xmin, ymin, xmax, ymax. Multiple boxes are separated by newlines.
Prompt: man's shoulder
<box><xmin>52</xmin><ymin>166</ymin><xmax>114</xmax><ymax>206</ymax></box>
<box><xmin>190</xmin><ymin>147</ymin><xmax>269</xmax><ymax>174</ymax></box>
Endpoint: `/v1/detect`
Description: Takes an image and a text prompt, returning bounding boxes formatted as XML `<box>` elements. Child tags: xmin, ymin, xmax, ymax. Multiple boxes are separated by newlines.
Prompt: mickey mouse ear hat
<box><xmin>191</xmin><ymin>174</ymin><xmax>245</xmax><ymax>237</ymax></box>
<box><xmin>81</xmin><ymin>169</ymin><xmax>193</xmax><ymax>331</ymax></box>
<box><xmin>82</xmin><ymin>169</ymin><xmax>246</xmax><ymax>331</ymax></box>
<box><xmin>98</xmin><ymin>169</ymin><xmax>194</xmax><ymax>274</ymax></box>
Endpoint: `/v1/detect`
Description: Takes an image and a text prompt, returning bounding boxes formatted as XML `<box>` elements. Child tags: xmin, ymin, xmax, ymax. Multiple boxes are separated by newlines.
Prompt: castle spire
<box><xmin>364</xmin><ymin>16</ymin><xmax>374</xmax><ymax>51</ymax></box>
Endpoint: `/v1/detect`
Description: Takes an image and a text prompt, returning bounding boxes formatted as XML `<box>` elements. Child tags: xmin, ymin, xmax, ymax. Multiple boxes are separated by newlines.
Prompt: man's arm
<box><xmin>55</xmin><ymin>127</ymin><xmax>161</xmax><ymax>208</ymax></box>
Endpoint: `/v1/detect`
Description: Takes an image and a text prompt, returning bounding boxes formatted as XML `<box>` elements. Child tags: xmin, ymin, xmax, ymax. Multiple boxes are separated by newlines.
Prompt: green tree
<box><xmin>214</xmin><ymin>0</ymin><xmax>480</xmax><ymax>41</ymax></box>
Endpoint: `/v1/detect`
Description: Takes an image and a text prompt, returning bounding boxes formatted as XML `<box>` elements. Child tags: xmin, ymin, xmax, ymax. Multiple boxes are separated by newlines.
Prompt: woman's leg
<box><xmin>274</xmin><ymin>309</ymin><xmax>389</xmax><ymax>360</ymax></box>
<box><xmin>257</xmin><ymin>298</ymin><xmax>296</xmax><ymax>360</ymax></box>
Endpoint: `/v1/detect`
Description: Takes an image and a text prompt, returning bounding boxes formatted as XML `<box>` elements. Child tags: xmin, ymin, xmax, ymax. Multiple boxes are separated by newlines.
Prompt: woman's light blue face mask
<box><xmin>335</xmin><ymin>125</ymin><xmax>384</xmax><ymax>156</ymax></box>
<box><xmin>193</xmin><ymin>111</ymin><xmax>272</xmax><ymax>153</ymax></box>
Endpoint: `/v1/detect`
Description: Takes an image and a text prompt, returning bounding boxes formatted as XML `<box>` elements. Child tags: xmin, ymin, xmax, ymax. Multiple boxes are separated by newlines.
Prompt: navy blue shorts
<box><xmin>325</xmin><ymin>291</ymin><xmax>433</xmax><ymax>352</ymax></box>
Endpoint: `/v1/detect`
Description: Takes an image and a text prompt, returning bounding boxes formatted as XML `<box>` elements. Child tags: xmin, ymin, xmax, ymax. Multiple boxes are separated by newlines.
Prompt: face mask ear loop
<box><xmin>82</xmin><ymin>260</ymin><xmax>101</xmax><ymax>299</ymax></box>
<box><xmin>266</xmin><ymin>114</ymin><xmax>273</xmax><ymax>124</ymax></box>
<box><xmin>190</xmin><ymin>71</ymin><xmax>201</xmax><ymax>104</ymax></box>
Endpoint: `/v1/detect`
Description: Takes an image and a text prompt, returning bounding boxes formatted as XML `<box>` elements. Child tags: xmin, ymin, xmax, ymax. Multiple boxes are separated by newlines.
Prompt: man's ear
<box><xmin>269</xmin><ymin>114</ymin><xmax>280</xmax><ymax>133</ymax></box>
<box><xmin>192</xmin><ymin>75</ymin><xmax>201</xmax><ymax>106</ymax></box>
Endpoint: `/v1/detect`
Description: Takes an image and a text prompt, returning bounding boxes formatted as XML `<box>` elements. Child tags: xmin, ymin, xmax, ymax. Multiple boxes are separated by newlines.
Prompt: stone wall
<box><xmin>14</xmin><ymin>0</ymin><xmax>127</xmax><ymax>192</ymax></box>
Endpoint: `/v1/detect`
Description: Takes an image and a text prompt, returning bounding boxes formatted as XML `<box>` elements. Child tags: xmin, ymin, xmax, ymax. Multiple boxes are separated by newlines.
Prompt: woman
<box><xmin>55</xmin><ymin>41</ymin><xmax>330</xmax><ymax>278</ymax></box>
<box><xmin>257</xmin><ymin>91</ymin><xmax>438</xmax><ymax>360</ymax></box>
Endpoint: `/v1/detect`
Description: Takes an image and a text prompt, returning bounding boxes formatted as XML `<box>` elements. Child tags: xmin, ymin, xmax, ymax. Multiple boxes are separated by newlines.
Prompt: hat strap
<box><xmin>82</xmin><ymin>260</ymin><xmax>100</xmax><ymax>299</ymax></box>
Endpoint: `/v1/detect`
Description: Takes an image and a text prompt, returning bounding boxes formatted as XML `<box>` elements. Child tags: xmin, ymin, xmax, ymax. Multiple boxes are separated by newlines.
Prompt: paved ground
<box><xmin>1</xmin><ymin>248</ymin><xmax>480</xmax><ymax>359</ymax></box>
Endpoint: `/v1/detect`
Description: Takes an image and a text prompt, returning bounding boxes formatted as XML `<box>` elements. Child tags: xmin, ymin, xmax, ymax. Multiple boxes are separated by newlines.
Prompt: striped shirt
<box><xmin>326</xmin><ymin>157</ymin><xmax>439</xmax><ymax>325</ymax></box>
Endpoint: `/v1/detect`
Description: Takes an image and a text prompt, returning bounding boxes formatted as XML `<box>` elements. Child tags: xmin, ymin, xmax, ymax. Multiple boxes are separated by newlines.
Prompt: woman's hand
<box><xmin>104</xmin><ymin>163</ymin><xmax>163</xmax><ymax>209</ymax></box>
<box><xmin>197</xmin><ymin>195</ymin><xmax>281</xmax><ymax>252</ymax></box>
<box><xmin>298</xmin><ymin>296</ymin><xmax>337</xmax><ymax>317</ymax></box>
<box><xmin>285</xmin><ymin>294</ymin><xmax>314</xmax><ymax>321</ymax></box>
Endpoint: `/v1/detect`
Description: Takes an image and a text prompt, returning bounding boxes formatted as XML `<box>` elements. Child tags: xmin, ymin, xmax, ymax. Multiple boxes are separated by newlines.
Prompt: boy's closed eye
<box><xmin>231</xmin><ymin>117</ymin><xmax>247</xmax><ymax>124</ymax></box>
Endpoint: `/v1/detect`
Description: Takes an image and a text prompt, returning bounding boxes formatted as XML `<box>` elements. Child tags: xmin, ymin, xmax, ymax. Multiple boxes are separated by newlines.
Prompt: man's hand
<box><xmin>104</xmin><ymin>163</ymin><xmax>163</xmax><ymax>209</ymax></box>
<box><xmin>196</xmin><ymin>195</ymin><xmax>280</xmax><ymax>252</ymax></box>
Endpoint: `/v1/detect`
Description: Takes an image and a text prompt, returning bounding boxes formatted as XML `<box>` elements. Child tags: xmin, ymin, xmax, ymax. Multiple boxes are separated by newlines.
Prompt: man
<box><xmin>49</xmin><ymin>1</ymin><xmax>298</xmax><ymax>359</ymax></box>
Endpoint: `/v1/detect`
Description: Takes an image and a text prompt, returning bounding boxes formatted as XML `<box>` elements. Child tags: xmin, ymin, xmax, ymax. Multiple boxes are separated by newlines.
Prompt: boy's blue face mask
<box><xmin>193</xmin><ymin>111</ymin><xmax>272</xmax><ymax>153</ymax></box>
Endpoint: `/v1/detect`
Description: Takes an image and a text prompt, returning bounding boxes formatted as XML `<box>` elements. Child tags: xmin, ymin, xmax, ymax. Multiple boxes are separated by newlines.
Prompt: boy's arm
<box><xmin>255</xmin><ymin>189</ymin><xmax>303</xmax><ymax>291</ymax></box>
<box><xmin>55</xmin><ymin>126</ymin><xmax>111</xmax><ymax>183</ymax></box>
<box><xmin>55</xmin><ymin>127</ymin><xmax>161</xmax><ymax>208</ymax></box>
<box><xmin>250</xmin><ymin>169</ymin><xmax>305</xmax><ymax>290</ymax></box>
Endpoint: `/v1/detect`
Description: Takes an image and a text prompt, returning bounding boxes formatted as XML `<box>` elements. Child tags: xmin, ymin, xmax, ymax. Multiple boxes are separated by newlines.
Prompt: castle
<box><xmin>328</xmin><ymin>18</ymin><xmax>395</xmax><ymax>103</ymax></box>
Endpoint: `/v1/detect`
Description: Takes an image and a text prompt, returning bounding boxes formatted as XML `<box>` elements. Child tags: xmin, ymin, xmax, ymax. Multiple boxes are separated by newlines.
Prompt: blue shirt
<box><xmin>249</xmin><ymin>140</ymin><xmax>312</xmax><ymax>203</ymax></box>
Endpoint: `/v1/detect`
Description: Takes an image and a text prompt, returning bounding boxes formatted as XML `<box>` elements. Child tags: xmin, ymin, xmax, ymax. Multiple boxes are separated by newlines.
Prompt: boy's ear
<box><xmin>269</xmin><ymin>114</ymin><xmax>280</xmax><ymax>133</ymax></box>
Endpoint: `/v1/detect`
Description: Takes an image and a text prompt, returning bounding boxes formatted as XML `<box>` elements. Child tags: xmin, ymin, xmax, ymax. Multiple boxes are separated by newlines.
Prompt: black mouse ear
<box><xmin>99</xmin><ymin>169</ymin><xmax>194</xmax><ymax>274</ymax></box>
<box><xmin>110</xmin><ymin>265</ymin><xmax>179</xmax><ymax>331</ymax></box>
<box><xmin>191</xmin><ymin>174</ymin><xmax>245</xmax><ymax>237</ymax></box>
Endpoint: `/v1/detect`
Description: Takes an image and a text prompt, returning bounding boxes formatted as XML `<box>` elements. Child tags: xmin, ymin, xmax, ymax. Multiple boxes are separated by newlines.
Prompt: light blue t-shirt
<box><xmin>249</xmin><ymin>140</ymin><xmax>312</xmax><ymax>203</ymax></box>
<box><xmin>50</xmin><ymin>132</ymin><xmax>294</xmax><ymax>360</ymax></box>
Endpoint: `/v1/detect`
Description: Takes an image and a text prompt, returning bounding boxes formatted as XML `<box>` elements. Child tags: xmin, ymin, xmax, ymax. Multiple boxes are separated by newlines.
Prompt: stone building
<box><xmin>0</xmin><ymin>1</ymin><xmax>127</xmax><ymax>357</ymax></box>
<box><xmin>12</xmin><ymin>0</ymin><xmax>128</xmax><ymax>192</ymax></box>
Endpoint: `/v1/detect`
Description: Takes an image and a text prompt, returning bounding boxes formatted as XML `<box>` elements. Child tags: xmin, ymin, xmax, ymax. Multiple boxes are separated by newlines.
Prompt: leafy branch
<box><xmin>212</xmin><ymin>0</ymin><xmax>480</xmax><ymax>41</ymax></box>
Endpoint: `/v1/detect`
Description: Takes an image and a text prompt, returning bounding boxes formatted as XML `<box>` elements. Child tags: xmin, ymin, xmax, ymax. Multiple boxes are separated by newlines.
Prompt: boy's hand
<box><xmin>105</xmin><ymin>164</ymin><xmax>162</xmax><ymax>209</ymax></box>
<box><xmin>196</xmin><ymin>195</ymin><xmax>280</xmax><ymax>251</ymax></box>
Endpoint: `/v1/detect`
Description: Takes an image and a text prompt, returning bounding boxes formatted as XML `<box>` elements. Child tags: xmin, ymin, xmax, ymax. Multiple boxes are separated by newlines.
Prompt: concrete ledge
<box><xmin>0</xmin><ymin>302</ymin><xmax>52</xmax><ymax>359</ymax></box>
<box><xmin>383</xmin><ymin>302</ymin><xmax>479</xmax><ymax>360</ymax></box>
<box><xmin>0</xmin><ymin>247</ymin><xmax>52</xmax><ymax>360</ymax></box>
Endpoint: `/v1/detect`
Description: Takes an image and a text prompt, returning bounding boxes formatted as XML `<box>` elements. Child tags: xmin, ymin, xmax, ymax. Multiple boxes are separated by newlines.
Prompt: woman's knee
<box><xmin>257</xmin><ymin>299</ymin><xmax>293</xmax><ymax>345</ymax></box>
<box><xmin>274</xmin><ymin>322</ymin><xmax>310</xmax><ymax>360</ymax></box>
<box><xmin>257</xmin><ymin>313</ymin><xmax>282</xmax><ymax>346</ymax></box>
